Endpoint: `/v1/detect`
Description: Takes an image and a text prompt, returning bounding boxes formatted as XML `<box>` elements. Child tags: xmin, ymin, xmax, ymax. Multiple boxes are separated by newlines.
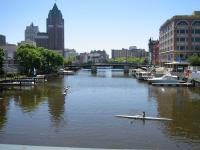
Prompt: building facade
<box><xmin>47</xmin><ymin>3</ymin><xmax>64</xmax><ymax>52</ymax></box>
<box><xmin>25</xmin><ymin>23</ymin><xmax>39</xmax><ymax>42</ymax></box>
<box><xmin>34</xmin><ymin>3</ymin><xmax>64</xmax><ymax>55</ymax></box>
<box><xmin>89</xmin><ymin>50</ymin><xmax>109</xmax><ymax>63</ymax></box>
<box><xmin>0</xmin><ymin>44</ymin><xmax>17</xmax><ymax>60</ymax></box>
<box><xmin>35</xmin><ymin>32</ymin><xmax>49</xmax><ymax>48</ymax></box>
<box><xmin>152</xmin><ymin>42</ymin><xmax>160</xmax><ymax>65</ymax></box>
<box><xmin>148</xmin><ymin>38</ymin><xmax>159</xmax><ymax>64</ymax></box>
<box><xmin>79</xmin><ymin>52</ymin><xmax>89</xmax><ymax>64</ymax></box>
<box><xmin>0</xmin><ymin>34</ymin><xmax>6</xmax><ymax>46</ymax></box>
<box><xmin>18</xmin><ymin>39</ymin><xmax>37</xmax><ymax>47</ymax></box>
<box><xmin>64</xmin><ymin>49</ymin><xmax>77</xmax><ymax>58</ymax></box>
<box><xmin>0</xmin><ymin>44</ymin><xmax>19</xmax><ymax>73</ymax></box>
<box><xmin>159</xmin><ymin>11</ymin><xmax>200</xmax><ymax>64</ymax></box>
<box><xmin>112</xmin><ymin>47</ymin><xmax>147</xmax><ymax>59</ymax></box>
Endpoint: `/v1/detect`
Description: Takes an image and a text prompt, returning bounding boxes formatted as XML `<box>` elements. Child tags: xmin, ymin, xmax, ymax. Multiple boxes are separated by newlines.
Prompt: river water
<box><xmin>0</xmin><ymin>69</ymin><xmax>200</xmax><ymax>149</ymax></box>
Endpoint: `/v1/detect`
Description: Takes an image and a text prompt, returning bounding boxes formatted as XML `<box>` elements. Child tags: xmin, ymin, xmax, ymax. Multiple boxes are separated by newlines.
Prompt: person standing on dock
<box><xmin>143</xmin><ymin>112</ymin><xmax>146</xmax><ymax>118</ymax></box>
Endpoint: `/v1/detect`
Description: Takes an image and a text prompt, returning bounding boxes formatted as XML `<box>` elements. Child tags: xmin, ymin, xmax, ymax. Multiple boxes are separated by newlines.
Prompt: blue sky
<box><xmin>1</xmin><ymin>0</ymin><xmax>200</xmax><ymax>56</ymax></box>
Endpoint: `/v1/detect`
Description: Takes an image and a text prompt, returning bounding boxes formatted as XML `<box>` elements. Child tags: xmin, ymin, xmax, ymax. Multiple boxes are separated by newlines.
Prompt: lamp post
<box><xmin>126</xmin><ymin>49</ymin><xmax>128</xmax><ymax>64</ymax></box>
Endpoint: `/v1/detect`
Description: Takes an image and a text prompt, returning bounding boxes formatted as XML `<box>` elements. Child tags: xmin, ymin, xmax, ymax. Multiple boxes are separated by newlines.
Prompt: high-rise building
<box><xmin>25</xmin><ymin>23</ymin><xmax>39</xmax><ymax>41</ymax></box>
<box><xmin>34</xmin><ymin>3</ymin><xmax>64</xmax><ymax>55</ymax></box>
<box><xmin>0</xmin><ymin>34</ymin><xmax>6</xmax><ymax>46</ymax></box>
<box><xmin>35</xmin><ymin>32</ymin><xmax>49</xmax><ymax>48</ymax></box>
<box><xmin>47</xmin><ymin>3</ymin><xmax>64</xmax><ymax>53</ymax></box>
<box><xmin>159</xmin><ymin>11</ymin><xmax>200</xmax><ymax>64</ymax></box>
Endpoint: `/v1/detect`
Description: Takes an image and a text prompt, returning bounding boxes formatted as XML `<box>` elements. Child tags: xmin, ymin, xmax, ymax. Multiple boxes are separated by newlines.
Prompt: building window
<box><xmin>192</xmin><ymin>46</ymin><xmax>195</xmax><ymax>50</ymax></box>
<box><xmin>192</xmin><ymin>20</ymin><xmax>200</xmax><ymax>26</ymax></box>
<box><xmin>192</xmin><ymin>29</ymin><xmax>195</xmax><ymax>34</ymax></box>
<box><xmin>180</xmin><ymin>29</ymin><xmax>186</xmax><ymax>34</ymax></box>
<box><xmin>177</xmin><ymin>21</ymin><xmax>188</xmax><ymax>26</ymax></box>
<box><xmin>180</xmin><ymin>37</ymin><xmax>186</xmax><ymax>42</ymax></box>
<box><xmin>196</xmin><ymin>37</ymin><xmax>200</xmax><ymax>42</ymax></box>
<box><xmin>195</xmin><ymin>29</ymin><xmax>200</xmax><ymax>34</ymax></box>
<box><xmin>192</xmin><ymin>38</ymin><xmax>195</xmax><ymax>42</ymax></box>
<box><xmin>180</xmin><ymin>46</ymin><xmax>185</xmax><ymax>50</ymax></box>
<box><xmin>195</xmin><ymin>46</ymin><xmax>200</xmax><ymax>51</ymax></box>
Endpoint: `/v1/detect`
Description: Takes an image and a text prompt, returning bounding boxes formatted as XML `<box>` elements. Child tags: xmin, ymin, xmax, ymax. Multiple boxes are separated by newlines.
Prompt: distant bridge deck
<box><xmin>67</xmin><ymin>63</ymin><xmax>149</xmax><ymax>69</ymax></box>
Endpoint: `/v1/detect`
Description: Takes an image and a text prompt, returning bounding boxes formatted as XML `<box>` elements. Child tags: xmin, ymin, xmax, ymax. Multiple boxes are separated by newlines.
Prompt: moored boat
<box><xmin>58</xmin><ymin>69</ymin><xmax>75</xmax><ymax>75</ymax></box>
<box><xmin>135</xmin><ymin>71</ymin><xmax>152</xmax><ymax>80</ymax></box>
<box><xmin>147</xmin><ymin>74</ymin><xmax>183</xmax><ymax>84</ymax></box>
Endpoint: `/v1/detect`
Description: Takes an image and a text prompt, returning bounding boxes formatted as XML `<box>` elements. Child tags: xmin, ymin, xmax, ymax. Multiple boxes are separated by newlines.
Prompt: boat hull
<box><xmin>115</xmin><ymin>115</ymin><xmax>172</xmax><ymax>121</ymax></box>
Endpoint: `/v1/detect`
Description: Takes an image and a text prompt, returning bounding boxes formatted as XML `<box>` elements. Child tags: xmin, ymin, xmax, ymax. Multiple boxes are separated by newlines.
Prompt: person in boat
<box><xmin>142</xmin><ymin>112</ymin><xmax>146</xmax><ymax>118</ymax></box>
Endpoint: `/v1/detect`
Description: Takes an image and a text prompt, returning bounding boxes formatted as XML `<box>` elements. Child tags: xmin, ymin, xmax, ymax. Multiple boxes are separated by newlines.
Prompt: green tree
<box><xmin>0</xmin><ymin>48</ymin><xmax>4</xmax><ymax>74</ymax></box>
<box><xmin>16</xmin><ymin>44</ymin><xmax>64</xmax><ymax>75</ymax></box>
<box><xmin>16</xmin><ymin>45</ymin><xmax>40</xmax><ymax>75</ymax></box>
<box><xmin>64</xmin><ymin>55</ymin><xmax>76</xmax><ymax>65</ymax></box>
<box><xmin>187</xmin><ymin>54</ymin><xmax>200</xmax><ymax>66</ymax></box>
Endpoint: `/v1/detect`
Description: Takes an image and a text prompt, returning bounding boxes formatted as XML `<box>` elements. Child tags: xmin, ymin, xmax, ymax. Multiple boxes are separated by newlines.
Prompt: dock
<box><xmin>152</xmin><ymin>82</ymin><xmax>193</xmax><ymax>87</ymax></box>
<box><xmin>0</xmin><ymin>75</ymin><xmax>46</xmax><ymax>88</ymax></box>
<box><xmin>192</xmin><ymin>79</ymin><xmax>200</xmax><ymax>87</ymax></box>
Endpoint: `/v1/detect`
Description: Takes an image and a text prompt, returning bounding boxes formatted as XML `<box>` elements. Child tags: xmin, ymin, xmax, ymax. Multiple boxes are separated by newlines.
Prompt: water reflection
<box><xmin>0</xmin><ymin>98</ymin><xmax>8</xmax><ymax>132</ymax></box>
<box><xmin>0</xmin><ymin>77</ymin><xmax>66</xmax><ymax>129</ymax></box>
<box><xmin>149</xmin><ymin>86</ymin><xmax>200</xmax><ymax>140</ymax></box>
<box><xmin>90</xmin><ymin>69</ymin><xmax>130</xmax><ymax>78</ymax></box>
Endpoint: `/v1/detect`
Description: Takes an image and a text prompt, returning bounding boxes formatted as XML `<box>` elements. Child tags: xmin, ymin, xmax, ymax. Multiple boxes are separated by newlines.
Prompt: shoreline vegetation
<box><xmin>16</xmin><ymin>44</ymin><xmax>64</xmax><ymax>76</ymax></box>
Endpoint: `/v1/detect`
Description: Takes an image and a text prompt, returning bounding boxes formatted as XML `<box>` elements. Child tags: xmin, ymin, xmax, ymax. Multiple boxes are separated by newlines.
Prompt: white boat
<box><xmin>135</xmin><ymin>71</ymin><xmax>152</xmax><ymax>80</ymax></box>
<box><xmin>147</xmin><ymin>74</ymin><xmax>180</xmax><ymax>84</ymax></box>
<box><xmin>115</xmin><ymin>115</ymin><xmax>172</xmax><ymax>121</ymax></box>
<box><xmin>59</xmin><ymin>69</ymin><xmax>75</xmax><ymax>75</ymax></box>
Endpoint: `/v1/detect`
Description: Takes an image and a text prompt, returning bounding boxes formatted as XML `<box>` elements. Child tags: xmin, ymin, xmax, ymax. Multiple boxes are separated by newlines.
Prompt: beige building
<box><xmin>159</xmin><ymin>11</ymin><xmax>200</xmax><ymax>64</ymax></box>
<box><xmin>0</xmin><ymin>44</ymin><xmax>17</xmax><ymax>60</ymax></box>
<box><xmin>0</xmin><ymin>44</ymin><xmax>18</xmax><ymax>73</ymax></box>
<box><xmin>25</xmin><ymin>23</ymin><xmax>39</xmax><ymax>42</ymax></box>
<box><xmin>112</xmin><ymin>47</ymin><xmax>147</xmax><ymax>59</ymax></box>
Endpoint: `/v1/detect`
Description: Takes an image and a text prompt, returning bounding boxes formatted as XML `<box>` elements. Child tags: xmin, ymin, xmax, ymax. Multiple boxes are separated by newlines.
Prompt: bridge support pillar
<box><xmin>91</xmin><ymin>66</ymin><xmax>97</xmax><ymax>74</ymax></box>
<box><xmin>124</xmin><ymin>65</ymin><xmax>129</xmax><ymax>74</ymax></box>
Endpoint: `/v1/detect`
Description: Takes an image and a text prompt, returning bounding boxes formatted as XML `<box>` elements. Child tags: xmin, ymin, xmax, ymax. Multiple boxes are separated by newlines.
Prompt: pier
<box><xmin>152</xmin><ymin>82</ymin><xmax>193</xmax><ymax>87</ymax></box>
<box><xmin>0</xmin><ymin>75</ymin><xmax>46</xmax><ymax>88</ymax></box>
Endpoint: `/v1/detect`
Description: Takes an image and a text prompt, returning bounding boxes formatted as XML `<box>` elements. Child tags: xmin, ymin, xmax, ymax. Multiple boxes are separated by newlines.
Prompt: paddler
<box><xmin>142</xmin><ymin>112</ymin><xmax>146</xmax><ymax>118</ymax></box>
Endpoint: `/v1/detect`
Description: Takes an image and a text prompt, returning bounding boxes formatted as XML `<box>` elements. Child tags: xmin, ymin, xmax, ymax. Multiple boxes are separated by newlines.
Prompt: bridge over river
<box><xmin>66</xmin><ymin>63</ymin><xmax>150</xmax><ymax>74</ymax></box>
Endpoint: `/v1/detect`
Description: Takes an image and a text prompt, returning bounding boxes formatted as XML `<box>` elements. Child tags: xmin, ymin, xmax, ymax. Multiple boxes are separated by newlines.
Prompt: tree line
<box><xmin>0</xmin><ymin>46</ymin><xmax>200</xmax><ymax>76</ymax></box>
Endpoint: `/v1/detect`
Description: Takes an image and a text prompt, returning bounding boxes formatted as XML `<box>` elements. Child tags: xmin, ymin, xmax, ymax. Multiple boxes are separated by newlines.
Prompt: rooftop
<box><xmin>160</xmin><ymin>11</ymin><xmax>200</xmax><ymax>29</ymax></box>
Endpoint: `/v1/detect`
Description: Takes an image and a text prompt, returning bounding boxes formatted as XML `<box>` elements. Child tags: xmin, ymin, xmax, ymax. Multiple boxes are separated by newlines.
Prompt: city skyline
<box><xmin>1</xmin><ymin>0</ymin><xmax>200</xmax><ymax>56</ymax></box>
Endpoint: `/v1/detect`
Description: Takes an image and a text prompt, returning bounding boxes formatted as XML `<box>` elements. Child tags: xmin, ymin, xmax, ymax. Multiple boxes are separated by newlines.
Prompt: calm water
<box><xmin>0</xmin><ymin>69</ymin><xmax>200</xmax><ymax>149</ymax></box>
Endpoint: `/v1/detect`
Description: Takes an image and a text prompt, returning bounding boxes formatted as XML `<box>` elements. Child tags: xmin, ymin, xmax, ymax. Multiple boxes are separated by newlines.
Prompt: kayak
<box><xmin>115</xmin><ymin>115</ymin><xmax>172</xmax><ymax>121</ymax></box>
